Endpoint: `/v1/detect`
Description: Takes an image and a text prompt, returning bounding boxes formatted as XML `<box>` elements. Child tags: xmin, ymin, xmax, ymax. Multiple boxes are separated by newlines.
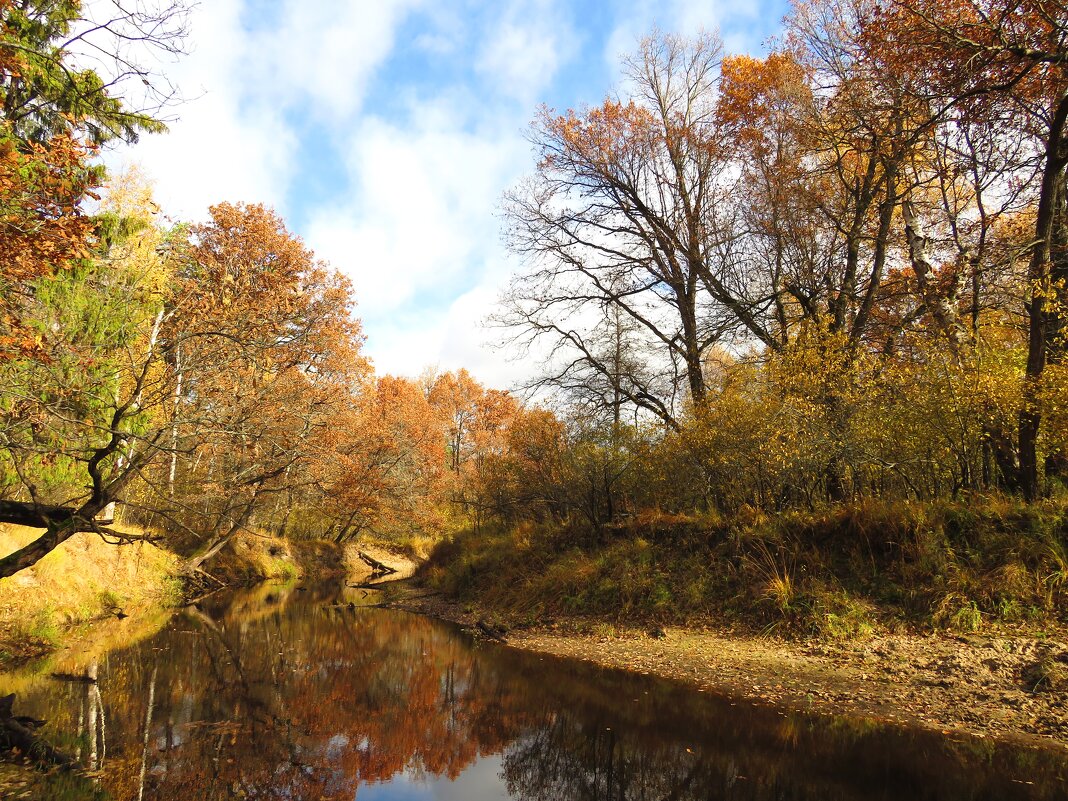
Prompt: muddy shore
<box><xmin>385</xmin><ymin>584</ymin><xmax>1068</xmax><ymax>753</ymax></box>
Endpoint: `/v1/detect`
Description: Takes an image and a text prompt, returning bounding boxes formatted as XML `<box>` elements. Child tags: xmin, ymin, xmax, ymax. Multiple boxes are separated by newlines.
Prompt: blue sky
<box><xmin>112</xmin><ymin>0</ymin><xmax>789</xmax><ymax>387</ymax></box>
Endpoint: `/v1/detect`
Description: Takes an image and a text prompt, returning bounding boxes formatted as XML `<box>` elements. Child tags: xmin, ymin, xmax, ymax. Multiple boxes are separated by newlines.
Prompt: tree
<box><xmin>857</xmin><ymin>0</ymin><xmax>1068</xmax><ymax>496</ymax></box>
<box><xmin>0</xmin><ymin>0</ymin><xmax>191</xmax><ymax>147</ymax></box>
<box><xmin>428</xmin><ymin>368</ymin><xmax>485</xmax><ymax>473</ymax></box>
<box><xmin>149</xmin><ymin>202</ymin><xmax>367</xmax><ymax>569</ymax></box>
<box><xmin>0</xmin><ymin>201</ymin><xmax>367</xmax><ymax>577</ymax></box>
<box><xmin>323</xmin><ymin>375</ymin><xmax>448</xmax><ymax>545</ymax></box>
<box><xmin>0</xmin><ymin>121</ymin><xmax>96</xmax><ymax>360</ymax></box>
<box><xmin>500</xmin><ymin>32</ymin><xmax>739</xmax><ymax>427</ymax></box>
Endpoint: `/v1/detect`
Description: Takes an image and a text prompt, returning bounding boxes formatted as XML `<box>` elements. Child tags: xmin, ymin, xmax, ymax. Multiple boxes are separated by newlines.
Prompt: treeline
<box><xmin>0</xmin><ymin>1</ymin><xmax>523</xmax><ymax>577</ymax></box>
<box><xmin>477</xmin><ymin>0</ymin><xmax>1068</xmax><ymax>526</ymax></box>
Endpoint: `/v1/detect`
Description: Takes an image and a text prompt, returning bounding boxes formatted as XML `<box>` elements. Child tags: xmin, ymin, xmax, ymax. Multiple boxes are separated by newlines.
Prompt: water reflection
<box><xmin>1</xmin><ymin>582</ymin><xmax>1065</xmax><ymax>800</ymax></box>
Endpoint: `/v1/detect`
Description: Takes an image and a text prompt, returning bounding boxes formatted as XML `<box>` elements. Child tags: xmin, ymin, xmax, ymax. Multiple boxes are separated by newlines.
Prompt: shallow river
<box><xmin>2</xmin><ymin>582</ymin><xmax>1066</xmax><ymax>800</ymax></box>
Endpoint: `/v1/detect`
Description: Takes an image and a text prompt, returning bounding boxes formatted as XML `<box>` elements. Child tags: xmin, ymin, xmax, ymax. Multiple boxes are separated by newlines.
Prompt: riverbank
<box><xmin>386</xmin><ymin>581</ymin><xmax>1068</xmax><ymax>752</ymax></box>
<box><xmin>400</xmin><ymin>499</ymin><xmax>1068</xmax><ymax>748</ymax></box>
<box><xmin>0</xmin><ymin>522</ymin><xmax>408</xmax><ymax>668</ymax></box>
<box><xmin>0</xmin><ymin>523</ymin><xmax>181</xmax><ymax>667</ymax></box>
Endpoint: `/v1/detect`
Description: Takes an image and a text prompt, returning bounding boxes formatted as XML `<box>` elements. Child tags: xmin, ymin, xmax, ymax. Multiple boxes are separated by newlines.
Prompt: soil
<box><xmin>384</xmin><ymin>583</ymin><xmax>1068</xmax><ymax>753</ymax></box>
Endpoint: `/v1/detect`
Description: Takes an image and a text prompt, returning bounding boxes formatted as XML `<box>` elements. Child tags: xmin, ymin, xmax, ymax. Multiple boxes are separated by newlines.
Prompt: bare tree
<box><xmin>1</xmin><ymin>0</ymin><xmax>193</xmax><ymax>146</ymax></box>
<box><xmin>498</xmin><ymin>32</ymin><xmax>741</xmax><ymax>427</ymax></box>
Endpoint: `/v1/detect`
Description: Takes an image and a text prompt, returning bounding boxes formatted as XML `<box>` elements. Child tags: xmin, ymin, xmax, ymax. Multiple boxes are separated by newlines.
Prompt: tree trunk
<box><xmin>1019</xmin><ymin>93</ymin><xmax>1068</xmax><ymax>501</ymax></box>
<box><xmin>0</xmin><ymin>496</ymin><xmax>111</xmax><ymax>579</ymax></box>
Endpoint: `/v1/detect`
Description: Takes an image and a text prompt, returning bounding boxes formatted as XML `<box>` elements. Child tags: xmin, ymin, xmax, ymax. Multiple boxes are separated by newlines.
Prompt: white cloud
<box><xmin>243</xmin><ymin>0</ymin><xmax>426</xmax><ymax>123</ymax></box>
<box><xmin>105</xmin><ymin>0</ymin><xmax>294</xmax><ymax>220</ymax></box>
<box><xmin>305</xmin><ymin>97</ymin><xmax>532</xmax><ymax>386</ymax></box>
<box><xmin>308</xmin><ymin>105</ymin><xmax>522</xmax><ymax>309</ymax></box>
<box><xmin>106</xmin><ymin>0</ymin><xmax>424</xmax><ymax>221</ymax></box>
<box><xmin>356</xmin><ymin>284</ymin><xmax>539</xmax><ymax>391</ymax></box>
<box><xmin>604</xmin><ymin>0</ymin><xmax>772</xmax><ymax>72</ymax></box>
<box><xmin>477</xmin><ymin>0</ymin><xmax>572</xmax><ymax>105</ymax></box>
<box><xmin>438</xmin><ymin>285</ymin><xmax>534</xmax><ymax>387</ymax></box>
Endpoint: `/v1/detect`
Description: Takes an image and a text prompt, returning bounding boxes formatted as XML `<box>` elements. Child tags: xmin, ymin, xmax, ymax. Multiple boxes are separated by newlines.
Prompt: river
<box><xmin>1</xmin><ymin>581</ymin><xmax>1065</xmax><ymax>800</ymax></box>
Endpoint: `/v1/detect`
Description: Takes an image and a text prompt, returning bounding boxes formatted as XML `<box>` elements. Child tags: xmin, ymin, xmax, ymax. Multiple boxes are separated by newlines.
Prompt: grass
<box><xmin>207</xmin><ymin>531</ymin><xmax>347</xmax><ymax>584</ymax></box>
<box><xmin>418</xmin><ymin>498</ymin><xmax>1068</xmax><ymax>639</ymax></box>
<box><xmin>0</xmin><ymin>523</ymin><xmax>180</xmax><ymax>665</ymax></box>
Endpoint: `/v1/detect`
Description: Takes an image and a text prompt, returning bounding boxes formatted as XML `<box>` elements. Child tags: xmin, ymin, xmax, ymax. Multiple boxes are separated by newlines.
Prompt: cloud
<box><xmin>243</xmin><ymin>0</ymin><xmax>426</xmax><ymax>123</ymax></box>
<box><xmin>105</xmin><ymin>0</ymin><xmax>294</xmax><ymax>220</ymax></box>
<box><xmin>476</xmin><ymin>0</ymin><xmax>575</xmax><ymax>104</ymax></box>
<box><xmin>106</xmin><ymin>0</ymin><xmax>424</xmax><ymax>221</ymax></box>
<box><xmin>604</xmin><ymin>0</ymin><xmax>775</xmax><ymax>71</ymax></box>
<box><xmin>305</xmin><ymin>97</ymin><xmax>531</xmax><ymax>385</ymax></box>
<box><xmin>439</xmin><ymin>285</ymin><xmax>535</xmax><ymax>388</ymax></box>
<box><xmin>307</xmin><ymin>104</ymin><xmax>522</xmax><ymax>308</ymax></box>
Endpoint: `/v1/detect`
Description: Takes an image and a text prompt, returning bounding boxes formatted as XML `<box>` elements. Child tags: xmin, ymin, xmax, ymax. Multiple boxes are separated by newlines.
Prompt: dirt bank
<box><xmin>386</xmin><ymin>584</ymin><xmax>1068</xmax><ymax>753</ymax></box>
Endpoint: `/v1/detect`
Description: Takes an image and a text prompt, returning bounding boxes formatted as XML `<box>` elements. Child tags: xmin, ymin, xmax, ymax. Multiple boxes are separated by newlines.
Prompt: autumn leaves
<box><xmin>498</xmin><ymin>2</ymin><xmax>1068</xmax><ymax>511</ymax></box>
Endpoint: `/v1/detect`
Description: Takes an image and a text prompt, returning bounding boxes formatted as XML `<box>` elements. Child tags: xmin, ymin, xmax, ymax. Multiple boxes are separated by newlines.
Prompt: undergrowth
<box><xmin>418</xmin><ymin>499</ymin><xmax>1068</xmax><ymax>639</ymax></box>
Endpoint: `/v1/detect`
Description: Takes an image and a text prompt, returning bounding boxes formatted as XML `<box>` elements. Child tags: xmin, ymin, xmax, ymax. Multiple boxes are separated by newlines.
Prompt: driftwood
<box><xmin>476</xmin><ymin>619</ymin><xmax>508</xmax><ymax>643</ymax></box>
<box><xmin>357</xmin><ymin>550</ymin><xmax>397</xmax><ymax>576</ymax></box>
<box><xmin>348</xmin><ymin>581</ymin><xmax>386</xmax><ymax>590</ymax></box>
<box><xmin>179</xmin><ymin>568</ymin><xmax>228</xmax><ymax>607</ymax></box>
<box><xmin>0</xmin><ymin>694</ymin><xmax>73</xmax><ymax>767</ymax></box>
<box><xmin>195</xmin><ymin>567</ymin><xmax>226</xmax><ymax>587</ymax></box>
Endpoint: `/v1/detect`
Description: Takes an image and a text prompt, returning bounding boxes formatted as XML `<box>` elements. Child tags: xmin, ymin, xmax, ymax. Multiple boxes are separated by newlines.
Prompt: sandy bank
<box><xmin>387</xmin><ymin>585</ymin><xmax>1068</xmax><ymax>753</ymax></box>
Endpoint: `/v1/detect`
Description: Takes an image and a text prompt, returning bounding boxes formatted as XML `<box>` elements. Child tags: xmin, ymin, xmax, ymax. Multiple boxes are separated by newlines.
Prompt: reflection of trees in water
<box><xmin>489</xmin><ymin>651</ymin><xmax>1068</xmax><ymax>801</ymax></box>
<box><xmin>5</xmin><ymin>592</ymin><xmax>1068</xmax><ymax>800</ymax></box>
<box><xmin>97</xmin><ymin>600</ymin><xmax>537</xmax><ymax>799</ymax></box>
<box><xmin>73</xmin><ymin>660</ymin><xmax>106</xmax><ymax>772</ymax></box>
<box><xmin>502</xmin><ymin>710</ymin><xmax>860</xmax><ymax>801</ymax></box>
<box><xmin>505</xmin><ymin>721</ymin><xmax>713</xmax><ymax>801</ymax></box>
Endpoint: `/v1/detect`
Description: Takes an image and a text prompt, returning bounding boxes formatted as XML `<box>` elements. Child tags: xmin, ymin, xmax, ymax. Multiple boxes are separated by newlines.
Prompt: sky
<box><xmin>109</xmin><ymin>0</ymin><xmax>789</xmax><ymax>388</ymax></box>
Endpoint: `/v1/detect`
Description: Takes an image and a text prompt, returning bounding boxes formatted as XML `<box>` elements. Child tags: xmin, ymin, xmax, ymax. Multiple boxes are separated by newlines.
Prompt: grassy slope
<box><xmin>0</xmin><ymin>523</ymin><xmax>181</xmax><ymax>664</ymax></box>
<box><xmin>0</xmin><ymin>525</ymin><xmax>360</xmax><ymax>667</ymax></box>
<box><xmin>420</xmin><ymin>499</ymin><xmax>1068</xmax><ymax>638</ymax></box>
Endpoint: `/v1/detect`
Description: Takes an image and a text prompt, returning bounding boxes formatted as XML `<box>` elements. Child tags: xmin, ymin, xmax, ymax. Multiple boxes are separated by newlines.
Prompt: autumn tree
<box><xmin>858</xmin><ymin>0</ymin><xmax>1068</xmax><ymax>498</ymax></box>
<box><xmin>501</xmin><ymin>32</ymin><xmax>742</xmax><ymax>427</ymax></box>
<box><xmin>0</xmin><ymin>123</ymin><xmax>96</xmax><ymax>360</ymax></box>
<box><xmin>320</xmin><ymin>375</ymin><xmax>449</xmax><ymax>544</ymax></box>
<box><xmin>147</xmin><ymin>202</ymin><xmax>368</xmax><ymax>569</ymax></box>
<box><xmin>428</xmin><ymin>368</ymin><xmax>485</xmax><ymax>473</ymax></box>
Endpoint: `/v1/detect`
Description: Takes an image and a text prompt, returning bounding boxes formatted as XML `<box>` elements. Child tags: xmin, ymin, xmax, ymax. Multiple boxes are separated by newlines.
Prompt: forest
<box><xmin>1</xmin><ymin>0</ymin><xmax>1068</xmax><ymax>644</ymax></box>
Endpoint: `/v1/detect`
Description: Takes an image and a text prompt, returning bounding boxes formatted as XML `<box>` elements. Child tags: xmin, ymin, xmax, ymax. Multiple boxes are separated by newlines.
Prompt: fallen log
<box><xmin>0</xmin><ymin>694</ymin><xmax>73</xmax><ymax>768</ymax></box>
<box><xmin>476</xmin><ymin>619</ymin><xmax>508</xmax><ymax>643</ymax></box>
<box><xmin>357</xmin><ymin>550</ymin><xmax>398</xmax><ymax>576</ymax></box>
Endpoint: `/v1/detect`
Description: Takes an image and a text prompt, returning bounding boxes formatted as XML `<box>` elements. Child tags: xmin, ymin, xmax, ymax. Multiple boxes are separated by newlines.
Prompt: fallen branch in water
<box><xmin>0</xmin><ymin>694</ymin><xmax>74</xmax><ymax>768</ymax></box>
<box><xmin>476</xmin><ymin>619</ymin><xmax>508</xmax><ymax>643</ymax></box>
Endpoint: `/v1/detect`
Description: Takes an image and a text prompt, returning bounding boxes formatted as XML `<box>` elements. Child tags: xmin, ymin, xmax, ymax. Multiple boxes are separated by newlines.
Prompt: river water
<box><xmin>1</xmin><ymin>582</ymin><xmax>1066</xmax><ymax>800</ymax></box>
